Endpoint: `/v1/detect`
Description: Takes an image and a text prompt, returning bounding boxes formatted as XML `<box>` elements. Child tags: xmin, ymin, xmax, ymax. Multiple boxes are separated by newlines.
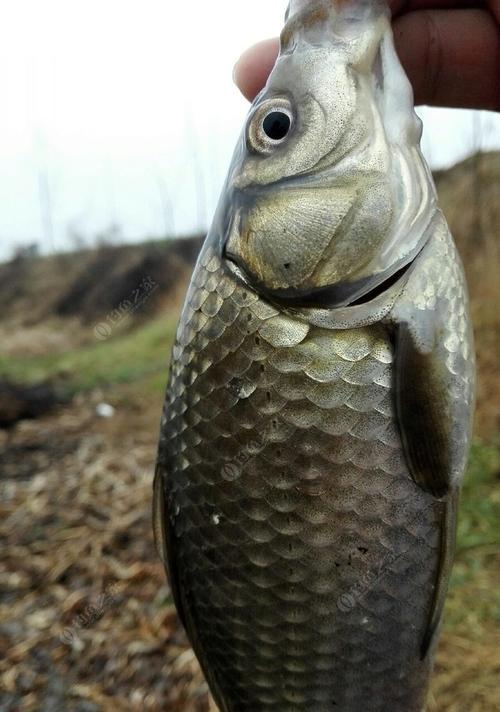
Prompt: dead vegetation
<box><xmin>0</xmin><ymin>392</ymin><xmax>209</xmax><ymax>712</ymax></box>
<box><xmin>0</xmin><ymin>236</ymin><xmax>203</xmax><ymax>330</ymax></box>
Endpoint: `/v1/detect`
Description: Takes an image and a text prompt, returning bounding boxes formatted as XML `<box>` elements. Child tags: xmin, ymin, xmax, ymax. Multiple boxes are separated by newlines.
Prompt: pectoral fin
<box><xmin>394</xmin><ymin>322</ymin><xmax>465</xmax><ymax>656</ymax></box>
<box><xmin>420</xmin><ymin>491</ymin><xmax>458</xmax><ymax>658</ymax></box>
<box><xmin>394</xmin><ymin>323</ymin><xmax>452</xmax><ymax>498</ymax></box>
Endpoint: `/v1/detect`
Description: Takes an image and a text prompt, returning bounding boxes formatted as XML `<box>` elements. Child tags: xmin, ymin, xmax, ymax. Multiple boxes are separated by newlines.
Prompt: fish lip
<box><xmin>223</xmin><ymin>245</ymin><xmax>423</xmax><ymax>310</ymax></box>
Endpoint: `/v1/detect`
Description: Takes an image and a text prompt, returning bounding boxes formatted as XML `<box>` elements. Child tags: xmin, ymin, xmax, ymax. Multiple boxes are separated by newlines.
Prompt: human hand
<box><xmin>233</xmin><ymin>1</ymin><xmax>500</xmax><ymax>111</ymax></box>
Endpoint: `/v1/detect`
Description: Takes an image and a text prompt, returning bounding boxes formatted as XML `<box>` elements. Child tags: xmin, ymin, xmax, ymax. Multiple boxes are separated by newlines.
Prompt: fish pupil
<box><xmin>262</xmin><ymin>111</ymin><xmax>291</xmax><ymax>141</ymax></box>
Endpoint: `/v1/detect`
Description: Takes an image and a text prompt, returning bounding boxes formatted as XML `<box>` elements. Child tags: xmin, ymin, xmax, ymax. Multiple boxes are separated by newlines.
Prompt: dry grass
<box><xmin>429</xmin><ymin>631</ymin><xmax>500</xmax><ymax>711</ymax></box>
<box><xmin>0</xmin><ymin>391</ymin><xmax>209</xmax><ymax>711</ymax></box>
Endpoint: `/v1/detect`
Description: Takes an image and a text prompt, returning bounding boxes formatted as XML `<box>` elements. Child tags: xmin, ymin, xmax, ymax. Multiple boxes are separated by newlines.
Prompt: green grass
<box><xmin>0</xmin><ymin>317</ymin><xmax>177</xmax><ymax>395</ymax></box>
<box><xmin>446</xmin><ymin>439</ymin><xmax>500</xmax><ymax>634</ymax></box>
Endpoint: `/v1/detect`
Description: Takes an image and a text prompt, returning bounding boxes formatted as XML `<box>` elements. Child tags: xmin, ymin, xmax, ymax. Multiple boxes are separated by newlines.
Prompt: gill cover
<box><xmin>219</xmin><ymin>0</ymin><xmax>437</xmax><ymax>307</ymax></box>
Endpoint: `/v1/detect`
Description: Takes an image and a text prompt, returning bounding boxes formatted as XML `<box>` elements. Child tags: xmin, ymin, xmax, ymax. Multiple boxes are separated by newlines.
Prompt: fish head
<box><xmin>219</xmin><ymin>0</ymin><xmax>437</xmax><ymax>308</ymax></box>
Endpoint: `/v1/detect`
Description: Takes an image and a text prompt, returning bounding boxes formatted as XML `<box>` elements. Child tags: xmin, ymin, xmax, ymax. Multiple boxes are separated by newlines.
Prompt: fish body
<box><xmin>154</xmin><ymin>2</ymin><xmax>475</xmax><ymax>710</ymax></box>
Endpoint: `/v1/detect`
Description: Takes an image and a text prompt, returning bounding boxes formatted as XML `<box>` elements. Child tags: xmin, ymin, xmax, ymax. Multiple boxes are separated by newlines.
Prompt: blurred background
<box><xmin>0</xmin><ymin>1</ymin><xmax>498</xmax><ymax>710</ymax></box>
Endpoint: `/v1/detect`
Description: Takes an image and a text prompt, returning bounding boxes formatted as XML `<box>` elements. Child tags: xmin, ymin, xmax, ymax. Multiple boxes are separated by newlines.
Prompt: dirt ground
<box><xmin>0</xmin><ymin>387</ymin><xmax>210</xmax><ymax>712</ymax></box>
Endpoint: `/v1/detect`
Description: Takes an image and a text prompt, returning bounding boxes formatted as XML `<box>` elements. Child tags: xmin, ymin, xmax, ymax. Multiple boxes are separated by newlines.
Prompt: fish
<box><xmin>153</xmin><ymin>1</ymin><xmax>475</xmax><ymax>710</ymax></box>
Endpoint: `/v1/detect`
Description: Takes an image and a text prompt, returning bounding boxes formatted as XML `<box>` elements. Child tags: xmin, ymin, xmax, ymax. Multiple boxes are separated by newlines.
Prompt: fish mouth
<box><xmin>223</xmin><ymin>247</ymin><xmax>421</xmax><ymax>310</ymax></box>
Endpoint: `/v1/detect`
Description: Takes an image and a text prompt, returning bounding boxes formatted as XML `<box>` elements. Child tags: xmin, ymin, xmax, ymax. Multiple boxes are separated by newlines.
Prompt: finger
<box><xmin>489</xmin><ymin>0</ymin><xmax>500</xmax><ymax>24</ymax></box>
<box><xmin>233</xmin><ymin>38</ymin><xmax>279</xmax><ymax>102</ymax></box>
<box><xmin>394</xmin><ymin>8</ymin><xmax>500</xmax><ymax>109</ymax></box>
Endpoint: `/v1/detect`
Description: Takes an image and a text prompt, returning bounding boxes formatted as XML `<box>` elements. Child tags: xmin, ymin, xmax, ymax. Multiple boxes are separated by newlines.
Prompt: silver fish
<box><xmin>154</xmin><ymin>1</ymin><xmax>475</xmax><ymax>710</ymax></box>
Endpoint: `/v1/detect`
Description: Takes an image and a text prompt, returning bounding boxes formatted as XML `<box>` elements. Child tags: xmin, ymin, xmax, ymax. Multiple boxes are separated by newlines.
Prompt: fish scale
<box><xmin>156</xmin><ymin>242</ymin><xmax>443</xmax><ymax>711</ymax></box>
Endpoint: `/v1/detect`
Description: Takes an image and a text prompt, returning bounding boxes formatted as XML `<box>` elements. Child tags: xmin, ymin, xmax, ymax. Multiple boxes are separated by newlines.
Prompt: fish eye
<box><xmin>262</xmin><ymin>111</ymin><xmax>291</xmax><ymax>141</ymax></box>
<box><xmin>247</xmin><ymin>98</ymin><xmax>294</xmax><ymax>155</ymax></box>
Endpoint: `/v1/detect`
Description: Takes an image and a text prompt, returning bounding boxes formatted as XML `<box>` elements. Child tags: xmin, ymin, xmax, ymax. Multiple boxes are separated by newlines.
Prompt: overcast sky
<box><xmin>1</xmin><ymin>0</ymin><xmax>499</xmax><ymax>260</ymax></box>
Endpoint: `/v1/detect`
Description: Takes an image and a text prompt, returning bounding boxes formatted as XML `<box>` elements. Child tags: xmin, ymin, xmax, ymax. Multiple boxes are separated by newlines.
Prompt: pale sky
<box><xmin>1</xmin><ymin>0</ymin><xmax>499</xmax><ymax>260</ymax></box>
